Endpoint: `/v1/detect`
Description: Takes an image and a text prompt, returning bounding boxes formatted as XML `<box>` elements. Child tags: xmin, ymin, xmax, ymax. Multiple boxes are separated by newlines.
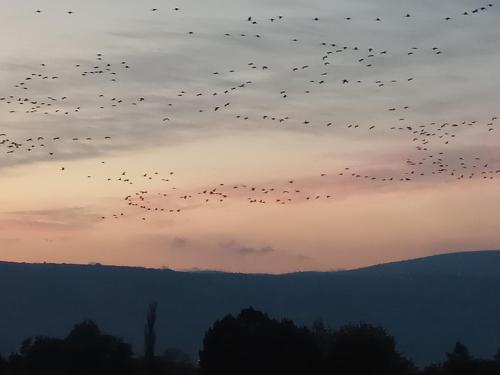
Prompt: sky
<box><xmin>0</xmin><ymin>0</ymin><xmax>499</xmax><ymax>273</ymax></box>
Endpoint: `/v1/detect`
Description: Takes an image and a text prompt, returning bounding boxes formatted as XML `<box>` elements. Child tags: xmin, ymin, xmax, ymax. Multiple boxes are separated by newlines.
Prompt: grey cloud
<box><xmin>236</xmin><ymin>246</ymin><xmax>275</xmax><ymax>255</ymax></box>
<box><xmin>1</xmin><ymin>207</ymin><xmax>98</xmax><ymax>230</ymax></box>
<box><xmin>171</xmin><ymin>237</ymin><xmax>189</xmax><ymax>248</ymax></box>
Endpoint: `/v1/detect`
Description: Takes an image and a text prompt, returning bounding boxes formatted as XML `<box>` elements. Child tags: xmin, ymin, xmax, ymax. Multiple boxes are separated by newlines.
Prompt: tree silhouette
<box><xmin>144</xmin><ymin>301</ymin><xmax>158</xmax><ymax>362</ymax></box>
<box><xmin>311</xmin><ymin>318</ymin><xmax>331</xmax><ymax>363</ymax></box>
<box><xmin>446</xmin><ymin>342</ymin><xmax>471</xmax><ymax>364</ymax></box>
<box><xmin>9</xmin><ymin>321</ymin><xmax>132</xmax><ymax>375</ymax></box>
<box><xmin>62</xmin><ymin>320</ymin><xmax>133</xmax><ymax>375</ymax></box>
<box><xmin>199</xmin><ymin>307</ymin><xmax>319</xmax><ymax>375</ymax></box>
<box><xmin>441</xmin><ymin>342</ymin><xmax>477</xmax><ymax>375</ymax></box>
<box><xmin>324</xmin><ymin>322</ymin><xmax>416</xmax><ymax>375</ymax></box>
<box><xmin>19</xmin><ymin>336</ymin><xmax>64</xmax><ymax>374</ymax></box>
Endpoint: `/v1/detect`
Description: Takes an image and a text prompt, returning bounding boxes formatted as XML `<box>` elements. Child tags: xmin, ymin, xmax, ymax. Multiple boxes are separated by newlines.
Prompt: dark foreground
<box><xmin>1</xmin><ymin>307</ymin><xmax>500</xmax><ymax>375</ymax></box>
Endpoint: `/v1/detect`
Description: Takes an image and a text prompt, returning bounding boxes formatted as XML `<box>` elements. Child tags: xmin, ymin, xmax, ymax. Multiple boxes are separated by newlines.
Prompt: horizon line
<box><xmin>1</xmin><ymin>249</ymin><xmax>499</xmax><ymax>276</ymax></box>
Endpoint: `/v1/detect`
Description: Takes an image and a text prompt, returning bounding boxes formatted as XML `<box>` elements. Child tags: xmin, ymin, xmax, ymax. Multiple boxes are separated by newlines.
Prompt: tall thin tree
<box><xmin>144</xmin><ymin>301</ymin><xmax>158</xmax><ymax>362</ymax></box>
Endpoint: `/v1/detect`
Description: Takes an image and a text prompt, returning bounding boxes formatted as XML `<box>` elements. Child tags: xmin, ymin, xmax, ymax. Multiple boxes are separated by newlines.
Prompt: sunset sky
<box><xmin>0</xmin><ymin>0</ymin><xmax>499</xmax><ymax>273</ymax></box>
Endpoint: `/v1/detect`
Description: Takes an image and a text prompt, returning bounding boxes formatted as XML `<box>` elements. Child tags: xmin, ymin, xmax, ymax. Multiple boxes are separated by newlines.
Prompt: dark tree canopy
<box><xmin>324</xmin><ymin>322</ymin><xmax>416</xmax><ymax>375</ymax></box>
<box><xmin>19</xmin><ymin>336</ymin><xmax>64</xmax><ymax>374</ymax></box>
<box><xmin>63</xmin><ymin>320</ymin><xmax>133</xmax><ymax>375</ymax></box>
<box><xmin>199</xmin><ymin>307</ymin><xmax>320</xmax><ymax>375</ymax></box>
<box><xmin>420</xmin><ymin>341</ymin><xmax>500</xmax><ymax>375</ymax></box>
<box><xmin>446</xmin><ymin>342</ymin><xmax>471</xmax><ymax>364</ymax></box>
<box><xmin>441</xmin><ymin>342</ymin><xmax>481</xmax><ymax>375</ymax></box>
<box><xmin>10</xmin><ymin>320</ymin><xmax>132</xmax><ymax>375</ymax></box>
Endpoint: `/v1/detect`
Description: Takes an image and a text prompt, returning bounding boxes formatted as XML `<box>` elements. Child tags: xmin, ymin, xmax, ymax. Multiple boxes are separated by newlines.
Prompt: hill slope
<box><xmin>1</xmin><ymin>250</ymin><xmax>500</xmax><ymax>366</ymax></box>
<box><xmin>349</xmin><ymin>250</ymin><xmax>500</xmax><ymax>277</ymax></box>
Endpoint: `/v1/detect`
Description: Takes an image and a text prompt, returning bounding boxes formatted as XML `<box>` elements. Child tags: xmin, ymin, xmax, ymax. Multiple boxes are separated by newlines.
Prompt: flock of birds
<box><xmin>32</xmin><ymin>3</ymin><xmax>495</xmax><ymax>20</ymax></box>
<box><xmin>1</xmin><ymin>2</ymin><xmax>498</xmax><ymax>223</ymax></box>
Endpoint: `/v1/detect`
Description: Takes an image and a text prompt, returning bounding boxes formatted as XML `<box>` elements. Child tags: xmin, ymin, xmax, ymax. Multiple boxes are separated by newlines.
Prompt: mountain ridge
<box><xmin>3</xmin><ymin>249</ymin><xmax>500</xmax><ymax>276</ymax></box>
<box><xmin>1</xmin><ymin>250</ymin><xmax>500</xmax><ymax>366</ymax></box>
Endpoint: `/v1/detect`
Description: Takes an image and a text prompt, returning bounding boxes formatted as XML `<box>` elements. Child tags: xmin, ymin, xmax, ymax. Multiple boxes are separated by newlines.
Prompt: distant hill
<box><xmin>1</xmin><ymin>250</ymin><xmax>500</xmax><ymax>366</ymax></box>
<box><xmin>349</xmin><ymin>250</ymin><xmax>500</xmax><ymax>277</ymax></box>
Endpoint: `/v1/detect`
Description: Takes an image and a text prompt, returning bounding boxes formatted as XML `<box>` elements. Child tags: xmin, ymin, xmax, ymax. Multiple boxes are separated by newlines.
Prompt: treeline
<box><xmin>1</xmin><ymin>306</ymin><xmax>500</xmax><ymax>375</ymax></box>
